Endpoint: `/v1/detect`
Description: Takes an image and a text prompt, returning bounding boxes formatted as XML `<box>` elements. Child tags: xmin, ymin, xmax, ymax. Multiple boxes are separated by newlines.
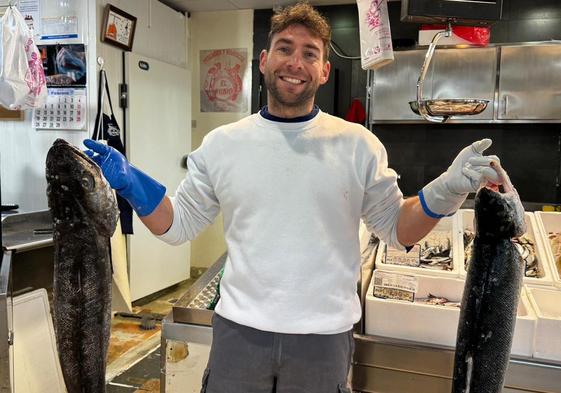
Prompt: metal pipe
<box><xmin>0</xmin><ymin>251</ymin><xmax>13</xmax><ymax>392</ymax></box>
<box><xmin>415</xmin><ymin>23</ymin><xmax>452</xmax><ymax>123</ymax></box>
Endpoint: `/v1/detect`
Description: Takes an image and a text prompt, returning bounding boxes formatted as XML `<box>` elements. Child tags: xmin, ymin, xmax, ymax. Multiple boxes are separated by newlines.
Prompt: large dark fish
<box><xmin>46</xmin><ymin>138</ymin><xmax>118</xmax><ymax>393</ymax></box>
<box><xmin>452</xmin><ymin>164</ymin><xmax>526</xmax><ymax>393</ymax></box>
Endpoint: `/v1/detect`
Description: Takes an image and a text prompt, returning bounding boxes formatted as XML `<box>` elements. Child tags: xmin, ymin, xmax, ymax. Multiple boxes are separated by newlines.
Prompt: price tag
<box><xmin>372</xmin><ymin>270</ymin><xmax>418</xmax><ymax>302</ymax></box>
<box><xmin>384</xmin><ymin>244</ymin><xmax>421</xmax><ymax>267</ymax></box>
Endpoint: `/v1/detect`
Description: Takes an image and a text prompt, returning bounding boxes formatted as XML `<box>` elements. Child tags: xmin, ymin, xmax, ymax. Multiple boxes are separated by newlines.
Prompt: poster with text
<box><xmin>200</xmin><ymin>48</ymin><xmax>248</xmax><ymax>112</ymax></box>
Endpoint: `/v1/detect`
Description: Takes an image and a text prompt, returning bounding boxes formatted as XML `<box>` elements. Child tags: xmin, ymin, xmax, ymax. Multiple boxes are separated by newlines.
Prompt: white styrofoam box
<box><xmin>365</xmin><ymin>273</ymin><xmax>464</xmax><ymax>346</ymax></box>
<box><xmin>375</xmin><ymin>214</ymin><xmax>461</xmax><ymax>278</ymax></box>
<box><xmin>364</xmin><ymin>273</ymin><xmax>536</xmax><ymax>356</ymax></box>
<box><xmin>526</xmin><ymin>285</ymin><xmax>561</xmax><ymax>361</ymax></box>
<box><xmin>458</xmin><ymin>209</ymin><xmax>553</xmax><ymax>286</ymax></box>
<box><xmin>534</xmin><ymin>211</ymin><xmax>561</xmax><ymax>288</ymax></box>
<box><xmin>12</xmin><ymin>289</ymin><xmax>67</xmax><ymax>393</ymax></box>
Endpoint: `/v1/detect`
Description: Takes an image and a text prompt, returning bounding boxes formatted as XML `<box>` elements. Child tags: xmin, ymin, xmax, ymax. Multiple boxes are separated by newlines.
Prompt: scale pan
<box><xmin>409</xmin><ymin>99</ymin><xmax>489</xmax><ymax>117</ymax></box>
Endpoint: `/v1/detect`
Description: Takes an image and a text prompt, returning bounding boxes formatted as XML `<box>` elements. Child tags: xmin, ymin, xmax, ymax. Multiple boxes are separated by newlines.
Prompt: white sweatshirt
<box><xmin>158</xmin><ymin>110</ymin><xmax>404</xmax><ymax>334</ymax></box>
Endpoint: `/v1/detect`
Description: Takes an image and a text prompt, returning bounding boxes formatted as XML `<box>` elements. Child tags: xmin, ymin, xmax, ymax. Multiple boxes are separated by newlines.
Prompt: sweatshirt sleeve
<box><xmin>157</xmin><ymin>140</ymin><xmax>220</xmax><ymax>245</ymax></box>
<box><xmin>360</xmin><ymin>134</ymin><xmax>405</xmax><ymax>251</ymax></box>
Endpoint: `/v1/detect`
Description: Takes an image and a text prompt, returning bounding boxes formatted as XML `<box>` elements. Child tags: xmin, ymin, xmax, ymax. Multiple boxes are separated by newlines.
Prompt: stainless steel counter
<box><xmin>353</xmin><ymin>334</ymin><xmax>561</xmax><ymax>393</ymax></box>
<box><xmin>2</xmin><ymin>210</ymin><xmax>53</xmax><ymax>252</ymax></box>
<box><xmin>160</xmin><ymin>255</ymin><xmax>227</xmax><ymax>392</ymax></box>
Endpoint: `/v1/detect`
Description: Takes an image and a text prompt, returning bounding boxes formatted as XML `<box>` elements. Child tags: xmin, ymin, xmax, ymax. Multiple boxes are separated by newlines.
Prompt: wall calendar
<box><xmin>33</xmin><ymin>88</ymin><xmax>86</xmax><ymax>130</ymax></box>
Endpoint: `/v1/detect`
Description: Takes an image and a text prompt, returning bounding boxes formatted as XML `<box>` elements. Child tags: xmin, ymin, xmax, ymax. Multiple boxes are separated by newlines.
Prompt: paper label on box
<box><xmin>372</xmin><ymin>270</ymin><xmax>418</xmax><ymax>302</ymax></box>
<box><xmin>385</xmin><ymin>244</ymin><xmax>421</xmax><ymax>267</ymax></box>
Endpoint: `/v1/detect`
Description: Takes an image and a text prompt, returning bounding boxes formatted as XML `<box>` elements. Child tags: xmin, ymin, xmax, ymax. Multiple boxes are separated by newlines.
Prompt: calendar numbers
<box><xmin>33</xmin><ymin>88</ymin><xmax>87</xmax><ymax>130</ymax></box>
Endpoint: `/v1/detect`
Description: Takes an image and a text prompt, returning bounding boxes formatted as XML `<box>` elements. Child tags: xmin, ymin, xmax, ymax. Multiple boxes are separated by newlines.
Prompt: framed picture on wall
<box><xmin>101</xmin><ymin>4</ymin><xmax>137</xmax><ymax>51</ymax></box>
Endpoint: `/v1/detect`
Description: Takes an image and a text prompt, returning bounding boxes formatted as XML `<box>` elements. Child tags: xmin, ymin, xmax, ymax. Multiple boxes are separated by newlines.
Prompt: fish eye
<box><xmin>81</xmin><ymin>174</ymin><xmax>95</xmax><ymax>191</ymax></box>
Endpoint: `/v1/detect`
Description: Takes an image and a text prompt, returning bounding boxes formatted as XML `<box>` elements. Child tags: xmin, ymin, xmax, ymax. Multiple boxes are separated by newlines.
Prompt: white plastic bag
<box><xmin>356</xmin><ymin>0</ymin><xmax>394</xmax><ymax>70</ymax></box>
<box><xmin>0</xmin><ymin>6</ymin><xmax>47</xmax><ymax>110</ymax></box>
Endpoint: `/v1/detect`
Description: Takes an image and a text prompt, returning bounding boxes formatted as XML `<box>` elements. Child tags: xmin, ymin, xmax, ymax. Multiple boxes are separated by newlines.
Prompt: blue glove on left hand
<box><xmin>83</xmin><ymin>139</ymin><xmax>166</xmax><ymax>217</ymax></box>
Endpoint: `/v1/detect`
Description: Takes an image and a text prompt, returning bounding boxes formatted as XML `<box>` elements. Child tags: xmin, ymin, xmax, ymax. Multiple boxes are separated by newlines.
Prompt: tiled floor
<box><xmin>105</xmin><ymin>270</ymin><xmax>203</xmax><ymax>392</ymax></box>
<box><xmin>106</xmin><ymin>346</ymin><xmax>161</xmax><ymax>392</ymax></box>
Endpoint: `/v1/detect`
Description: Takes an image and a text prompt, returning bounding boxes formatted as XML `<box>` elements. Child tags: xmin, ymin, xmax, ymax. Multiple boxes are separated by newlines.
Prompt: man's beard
<box><xmin>264</xmin><ymin>70</ymin><xmax>319</xmax><ymax>109</ymax></box>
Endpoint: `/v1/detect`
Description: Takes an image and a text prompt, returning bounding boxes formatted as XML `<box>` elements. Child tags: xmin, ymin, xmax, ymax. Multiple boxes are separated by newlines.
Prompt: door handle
<box><xmin>502</xmin><ymin>94</ymin><xmax>509</xmax><ymax>117</ymax></box>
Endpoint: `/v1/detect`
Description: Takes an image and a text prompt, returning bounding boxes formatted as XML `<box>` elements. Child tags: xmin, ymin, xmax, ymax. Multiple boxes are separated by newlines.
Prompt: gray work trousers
<box><xmin>200</xmin><ymin>314</ymin><xmax>354</xmax><ymax>393</ymax></box>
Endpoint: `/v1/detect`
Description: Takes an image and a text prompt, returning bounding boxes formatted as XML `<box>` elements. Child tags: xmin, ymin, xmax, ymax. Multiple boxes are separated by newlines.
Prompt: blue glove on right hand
<box><xmin>83</xmin><ymin>139</ymin><xmax>166</xmax><ymax>217</ymax></box>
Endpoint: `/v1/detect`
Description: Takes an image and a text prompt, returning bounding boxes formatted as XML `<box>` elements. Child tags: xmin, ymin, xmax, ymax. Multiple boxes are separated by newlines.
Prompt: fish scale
<box><xmin>46</xmin><ymin>139</ymin><xmax>118</xmax><ymax>393</ymax></box>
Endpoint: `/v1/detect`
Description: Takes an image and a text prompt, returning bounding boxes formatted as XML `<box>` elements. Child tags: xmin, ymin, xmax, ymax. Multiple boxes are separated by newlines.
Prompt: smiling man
<box><xmin>83</xmin><ymin>2</ymin><xmax>505</xmax><ymax>392</ymax></box>
<box><xmin>260</xmin><ymin>18</ymin><xmax>330</xmax><ymax>117</ymax></box>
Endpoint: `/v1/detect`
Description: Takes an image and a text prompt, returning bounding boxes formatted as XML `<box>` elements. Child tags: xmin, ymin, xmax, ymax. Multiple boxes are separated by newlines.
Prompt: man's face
<box><xmin>259</xmin><ymin>24</ymin><xmax>330</xmax><ymax>113</ymax></box>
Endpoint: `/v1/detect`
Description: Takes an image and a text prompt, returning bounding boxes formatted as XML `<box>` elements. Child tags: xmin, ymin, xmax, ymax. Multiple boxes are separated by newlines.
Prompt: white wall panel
<box><xmin>188</xmin><ymin>9</ymin><xmax>253</xmax><ymax>268</ymax></box>
<box><xmin>0</xmin><ymin>0</ymin><xmax>98</xmax><ymax>212</ymax></box>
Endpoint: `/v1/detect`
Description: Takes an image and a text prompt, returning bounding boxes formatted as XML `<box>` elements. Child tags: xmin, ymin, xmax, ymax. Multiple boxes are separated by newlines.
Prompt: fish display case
<box><xmin>531</xmin><ymin>212</ymin><xmax>561</xmax><ymax>362</ymax></box>
<box><xmin>374</xmin><ymin>214</ymin><xmax>461</xmax><ymax>278</ymax></box>
<box><xmin>526</xmin><ymin>286</ymin><xmax>561</xmax><ymax>362</ymax></box>
<box><xmin>458</xmin><ymin>209</ymin><xmax>554</xmax><ymax>286</ymax></box>
<box><xmin>534</xmin><ymin>211</ymin><xmax>561</xmax><ymax>288</ymax></box>
<box><xmin>358</xmin><ymin>229</ymin><xmax>561</xmax><ymax>392</ymax></box>
<box><xmin>364</xmin><ymin>272</ymin><xmax>536</xmax><ymax>357</ymax></box>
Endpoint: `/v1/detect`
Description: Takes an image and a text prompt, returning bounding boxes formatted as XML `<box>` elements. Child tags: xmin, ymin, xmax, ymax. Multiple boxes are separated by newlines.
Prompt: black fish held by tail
<box><xmin>452</xmin><ymin>163</ymin><xmax>526</xmax><ymax>393</ymax></box>
<box><xmin>46</xmin><ymin>139</ymin><xmax>118</xmax><ymax>393</ymax></box>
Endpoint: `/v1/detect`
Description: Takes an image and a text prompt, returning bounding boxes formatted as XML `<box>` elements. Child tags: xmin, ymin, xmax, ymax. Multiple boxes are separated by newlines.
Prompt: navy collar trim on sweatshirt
<box><xmin>259</xmin><ymin>105</ymin><xmax>319</xmax><ymax>123</ymax></box>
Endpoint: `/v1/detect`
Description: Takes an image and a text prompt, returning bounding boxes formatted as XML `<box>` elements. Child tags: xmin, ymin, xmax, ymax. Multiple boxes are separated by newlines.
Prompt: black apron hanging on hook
<box><xmin>93</xmin><ymin>69</ymin><xmax>134</xmax><ymax>234</ymax></box>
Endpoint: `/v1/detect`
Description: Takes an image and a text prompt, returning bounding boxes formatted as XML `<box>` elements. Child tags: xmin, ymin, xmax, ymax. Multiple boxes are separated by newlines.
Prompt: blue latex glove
<box><xmin>83</xmin><ymin>139</ymin><xmax>166</xmax><ymax>217</ymax></box>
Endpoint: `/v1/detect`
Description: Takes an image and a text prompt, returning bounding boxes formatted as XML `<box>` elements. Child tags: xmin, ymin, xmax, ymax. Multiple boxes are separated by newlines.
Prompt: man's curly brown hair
<box><xmin>267</xmin><ymin>2</ymin><xmax>331</xmax><ymax>62</ymax></box>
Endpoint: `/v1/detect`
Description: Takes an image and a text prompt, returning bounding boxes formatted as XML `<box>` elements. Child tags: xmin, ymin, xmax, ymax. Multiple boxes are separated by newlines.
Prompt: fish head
<box><xmin>46</xmin><ymin>139</ymin><xmax>119</xmax><ymax>237</ymax></box>
<box><xmin>474</xmin><ymin>163</ymin><xmax>526</xmax><ymax>240</ymax></box>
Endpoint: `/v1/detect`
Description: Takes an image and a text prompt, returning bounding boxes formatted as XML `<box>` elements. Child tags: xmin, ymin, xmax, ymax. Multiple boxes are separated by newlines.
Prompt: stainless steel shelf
<box><xmin>2</xmin><ymin>210</ymin><xmax>53</xmax><ymax>252</ymax></box>
<box><xmin>368</xmin><ymin>41</ymin><xmax>561</xmax><ymax>124</ymax></box>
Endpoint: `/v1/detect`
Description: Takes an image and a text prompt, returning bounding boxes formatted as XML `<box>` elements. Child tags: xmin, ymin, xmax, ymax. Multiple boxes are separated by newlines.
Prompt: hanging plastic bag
<box><xmin>356</xmin><ymin>0</ymin><xmax>394</xmax><ymax>70</ymax></box>
<box><xmin>0</xmin><ymin>6</ymin><xmax>47</xmax><ymax>110</ymax></box>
